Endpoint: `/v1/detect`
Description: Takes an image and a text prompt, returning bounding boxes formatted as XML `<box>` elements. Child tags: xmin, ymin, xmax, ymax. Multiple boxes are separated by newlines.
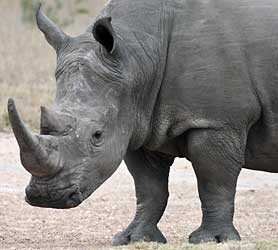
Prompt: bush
<box><xmin>20</xmin><ymin>0</ymin><xmax>89</xmax><ymax>27</ymax></box>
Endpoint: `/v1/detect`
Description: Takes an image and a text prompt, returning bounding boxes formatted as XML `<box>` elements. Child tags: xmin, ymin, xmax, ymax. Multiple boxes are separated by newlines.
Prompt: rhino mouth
<box><xmin>25</xmin><ymin>185</ymin><xmax>84</xmax><ymax>209</ymax></box>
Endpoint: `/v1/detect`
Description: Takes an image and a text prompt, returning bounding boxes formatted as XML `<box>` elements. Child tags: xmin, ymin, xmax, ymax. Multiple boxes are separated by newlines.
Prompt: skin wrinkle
<box><xmin>128</xmin><ymin>4</ymin><xmax>173</xmax><ymax>149</ymax></box>
<box><xmin>134</xmin><ymin>35</ymin><xmax>158</xmax><ymax>141</ymax></box>
<box><xmin>32</xmin><ymin>160</ymin><xmax>84</xmax><ymax>185</ymax></box>
<box><xmin>56</xmin><ymin>39</ymin><xmax>125</xmax><ymax>95</ymax></box>
<box><xmin>47</xmin><ymin>185</ymin><xmax>78</xmax><ymax>203</ymax></box>
<box><xmin>29</xmin><ymin>180</ymin><xmax>78</xmax><ymax>202</ymax></box>
<box><xmin>133</xmin><ymin>32</ymin><xmax>157</xmax><ymax>88</ymax></box>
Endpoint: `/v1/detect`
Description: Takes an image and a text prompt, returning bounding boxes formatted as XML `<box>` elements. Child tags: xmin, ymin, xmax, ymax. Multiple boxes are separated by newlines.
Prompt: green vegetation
<box><xmin>21</xmin><ymin>0</ymin><xmax>89</xmax><ymax>27</ymax></box>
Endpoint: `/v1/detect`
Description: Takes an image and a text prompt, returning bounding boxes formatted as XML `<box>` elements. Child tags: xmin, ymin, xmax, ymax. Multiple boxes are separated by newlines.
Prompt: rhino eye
<box><xmin>91</xmin><ymin>130</ymin><xmax>104</xmax><ymax>147</ymax></box>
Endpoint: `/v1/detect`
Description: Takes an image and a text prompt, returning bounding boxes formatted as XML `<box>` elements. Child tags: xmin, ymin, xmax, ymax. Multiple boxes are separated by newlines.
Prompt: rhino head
<box><xmin>8</xmin><ymin>6</ymin><xmax>137</xmax><ymax>209</ymax></box>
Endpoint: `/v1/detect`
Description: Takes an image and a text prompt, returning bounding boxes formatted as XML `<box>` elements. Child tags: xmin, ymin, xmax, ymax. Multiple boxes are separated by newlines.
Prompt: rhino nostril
<box><xmin>63</xmin><ymin>192</ymin><xmax>80</xmax><ymax>208</ymax></box>
<box><xmin>69</xmin><ymin>192</ymin><xmax>78</xmax><ymax>202</ymax></box>
<box><xmin>68</xmin><ymin>190</ymin><xmax>83</xmax><ymax>204</ymax></box>
<box><xmin>40</xmin><ymin>126</ymin><xmax>50</xmax><ymax>135</ymax></box>
<box><xmin>27</xmin><ymin>187</ymin><xmax>36</xmax><ymax>196</ymax></box>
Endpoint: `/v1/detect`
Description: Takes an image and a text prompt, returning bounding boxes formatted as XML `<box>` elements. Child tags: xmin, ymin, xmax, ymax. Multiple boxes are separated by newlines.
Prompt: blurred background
<box><xmin>0</xmin><ymin>0</ymin><xmax>107</xmax><ymax>132</ymax></box>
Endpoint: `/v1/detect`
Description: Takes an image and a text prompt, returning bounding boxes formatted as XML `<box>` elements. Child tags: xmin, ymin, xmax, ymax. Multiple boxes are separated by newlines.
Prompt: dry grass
<box><xmin>0</xmin><ymin>0</ymin><xmax>106</xmax><ymax>132</ymax></box>
<box><xmin>0</xmin><ymin>1</ymin><xmax>54</xmax><ymax>131</ymax></box>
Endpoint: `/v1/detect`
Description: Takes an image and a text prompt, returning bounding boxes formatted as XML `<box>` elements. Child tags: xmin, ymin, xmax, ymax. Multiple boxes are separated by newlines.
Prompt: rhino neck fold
<box><xmin>129</xmin><ymin>3</ymin><xmax>174</xmax><ymax>150</ymax></box>
<box><xmin>94</xmin><ymin>0</ymin><xmax>174</xmax><ymax>150</ymax></box>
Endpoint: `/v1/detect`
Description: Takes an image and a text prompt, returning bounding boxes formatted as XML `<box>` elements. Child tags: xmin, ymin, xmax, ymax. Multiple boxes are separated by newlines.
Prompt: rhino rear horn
<box><xmin>40</xmin><ymin>106</ymin><xmax>61</xmax><ymax>135</ymax></box>
<box><xmin>36</xmin><ymin>4</ymin><xmax>69</xmax><ymax>51</ymax></box>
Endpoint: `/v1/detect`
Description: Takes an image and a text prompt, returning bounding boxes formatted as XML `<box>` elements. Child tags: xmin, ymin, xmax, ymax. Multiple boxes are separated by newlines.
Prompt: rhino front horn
<box><xmin>8</xmin><ymin>98</ymin><xmax>61</xmax><ymax>177</ymax></box>
<box><xmin>36</xmin><ymin>4</ymin><xmax>69</xmax><ymax>51</ymax></box>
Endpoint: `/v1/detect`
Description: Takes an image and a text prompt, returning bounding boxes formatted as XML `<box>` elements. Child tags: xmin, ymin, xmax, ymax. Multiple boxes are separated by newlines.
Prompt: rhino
<box><xmin>7</xmin><ymin>0</ymin><xmax>278</xmax><ymax>245</ymax></box>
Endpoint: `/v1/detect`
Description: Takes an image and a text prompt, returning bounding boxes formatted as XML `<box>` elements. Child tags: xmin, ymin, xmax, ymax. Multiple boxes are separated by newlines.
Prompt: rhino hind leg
<box><xmin>187</xmin><ymin>128</ymin><xmax>245</xmax><ymax>244</ymax></box>
<box><xmin>112</xmin><ymin>149</ymin><xmax>174</xmax><ymax>246</ymax></box>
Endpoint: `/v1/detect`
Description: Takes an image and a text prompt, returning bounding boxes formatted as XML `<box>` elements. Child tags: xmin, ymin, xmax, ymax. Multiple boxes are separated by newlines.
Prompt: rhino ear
<box><xmin>92</xmin><ymin>17</ymin><xmax>116</xmax><ymax>53</ymax></box>
<box><xmin>36</xmin><ymin>4</ymin><xmax>69</xmax><ymax>51</ymax></box>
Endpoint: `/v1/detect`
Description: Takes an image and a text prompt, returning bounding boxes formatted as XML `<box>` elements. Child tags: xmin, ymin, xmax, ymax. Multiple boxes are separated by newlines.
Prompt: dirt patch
<box><xmin>0</xmin><ymin>133</ymin><xmax>277</xmax><ymax>249</ymax></box>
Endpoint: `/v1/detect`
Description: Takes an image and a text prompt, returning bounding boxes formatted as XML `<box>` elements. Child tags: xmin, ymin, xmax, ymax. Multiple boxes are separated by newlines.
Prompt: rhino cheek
<box><xmin>79</xmin><ymin>157</ymin><xmax>121</xmax><ymax>200</ymax></box>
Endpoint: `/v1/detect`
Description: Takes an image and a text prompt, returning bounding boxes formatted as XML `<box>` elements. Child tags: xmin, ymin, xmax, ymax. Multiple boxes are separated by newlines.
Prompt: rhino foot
<box><xmin>189</xmin><ymin>226</ymin><xmax>241</xmax><ymax>244</ymax></box>
<box><xmin>112</xmin><ymin>224</ymin><xmax>167</xmax><ymax>246</ymax></box>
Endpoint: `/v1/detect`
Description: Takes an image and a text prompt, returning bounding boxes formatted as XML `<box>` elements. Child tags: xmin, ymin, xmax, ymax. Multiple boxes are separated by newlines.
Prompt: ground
<box><xmin>0</xmin><ymin>133</ymin><xmax>277</xmax><ymax>250</ymax></box>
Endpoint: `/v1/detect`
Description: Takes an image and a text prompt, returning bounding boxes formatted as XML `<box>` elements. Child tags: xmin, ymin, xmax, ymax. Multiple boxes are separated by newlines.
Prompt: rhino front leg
<box><xmin>187</xmin><ymin>128</ymin><xmax>245</xmax><ymax>244</ymax></box>
<box><xmin>112</xmin><ymin>148</ymin><xmax>173</xmax><ymax>246</ymax></box>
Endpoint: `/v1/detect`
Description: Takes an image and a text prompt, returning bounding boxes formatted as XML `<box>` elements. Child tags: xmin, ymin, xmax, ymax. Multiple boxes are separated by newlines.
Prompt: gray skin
<box><xmin>7</xmin><ymin>0</ymin><xmax>278</xmax><ymax>245</ymax></box>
